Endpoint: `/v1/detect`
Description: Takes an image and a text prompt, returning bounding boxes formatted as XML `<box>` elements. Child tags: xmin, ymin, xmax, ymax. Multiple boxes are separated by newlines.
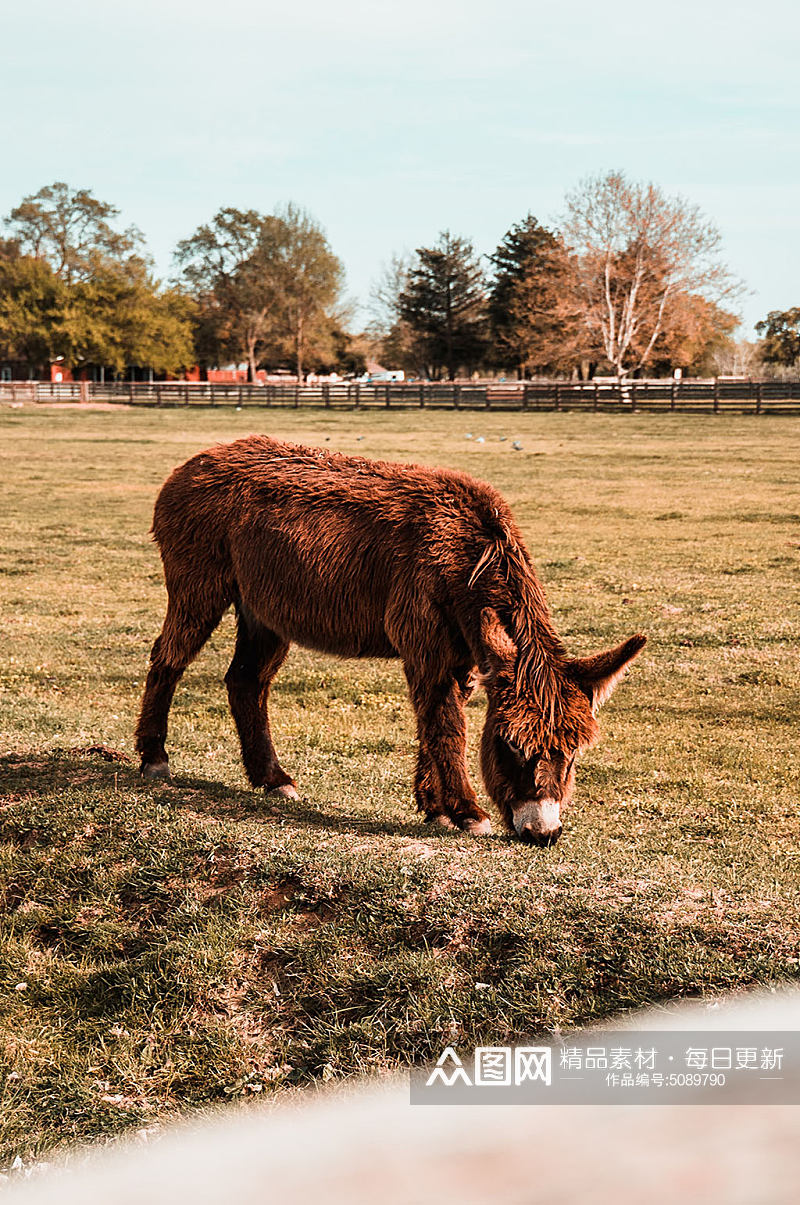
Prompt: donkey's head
<box><xmin>479</xmin><ymin>608</ymin><xmax>645</xmax><ymax>846</ymax></box>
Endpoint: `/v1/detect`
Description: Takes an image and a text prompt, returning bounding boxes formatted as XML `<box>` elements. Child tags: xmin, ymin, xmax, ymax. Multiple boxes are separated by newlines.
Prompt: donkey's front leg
<box><xmin>225</xmin><ymin>616</ymin><xmax>297</xmax><ymax>798</ymax></box>
<box><xmin>405</xmin><ymin>665</ymin><xmax>492</xmax><ymax>835</ymax></box>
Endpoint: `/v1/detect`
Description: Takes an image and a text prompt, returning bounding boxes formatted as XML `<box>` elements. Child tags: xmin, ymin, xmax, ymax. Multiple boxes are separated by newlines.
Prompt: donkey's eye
<box><xmin>504</xmin><ymin>738</ymin><xmax>526</xmax><ymax>761</ymax></box>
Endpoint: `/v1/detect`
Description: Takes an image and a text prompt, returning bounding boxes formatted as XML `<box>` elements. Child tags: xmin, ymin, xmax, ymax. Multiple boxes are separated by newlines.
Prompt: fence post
<box><xmin>594</xmin><ymin>381</ymin><xmax>599</xmax><ymax>411</ymax></box>
<box><xmin>630</xmin><ymin>382</ymin><xmax>637</xmax><ymax>413</ymax></box>
<box><xmin>756</xmin><ymin>380</ymin><xmax>762</xmax><ymax>415</ymax></box>
<box><xmin>354</xmin><ymin>383</ymin><xmax>361</xmax><ymax>410</ymax></box>
<box><xmin>156</xmin><ymin>384</ymin><xmax>162</xmax><ymax>407</ymax></box>
<box><xmin>554</xmin><ymin>383</ymin><xmax>560</xmax><ymax>411</ymax></box>
<box><xmin>385</xmin><ymin>383</ymin><xmax>391</xmax><ymax>408</ymax></box>
<box><xmin>522</xmin><ymin>384</ymin><xmax>530</xmax><ymax>411</ymax></box>
<box><xmin>419</xmin><ymin>383</ymin><xmax>425</xmax><ymax>408</ymax></box>
<box><xmin>713</xmin><ymin>377</ymin><xmax>719</xmax><ymax>414</ymax></box>
<box><xmin>324</xmin><ymin>383</ymin><xmax>330</xmax><ymax>408</ymax></box>
<box><xmin>453</xmin><ymin>383</ymin><xmax>461</xmax><ymax>410</ymax></box>
<box><xmin>670</xmin><ymin>379</ymin><xmax>676</xmax><ymax>411</ymax></box>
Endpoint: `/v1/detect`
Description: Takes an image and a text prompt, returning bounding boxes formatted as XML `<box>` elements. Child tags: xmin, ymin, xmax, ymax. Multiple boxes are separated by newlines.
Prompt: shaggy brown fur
<box><xmin>135</xmin><ymin>436</ymin><xmax>645</xmax><ymax>844</ymax></box>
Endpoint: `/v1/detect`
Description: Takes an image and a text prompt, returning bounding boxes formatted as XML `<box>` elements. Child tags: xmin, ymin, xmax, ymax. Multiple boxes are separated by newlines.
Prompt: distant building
<box><xmin>363</xmin><ymin>360</ymin><xmax>405</xmax><ymax>382</ymax></box>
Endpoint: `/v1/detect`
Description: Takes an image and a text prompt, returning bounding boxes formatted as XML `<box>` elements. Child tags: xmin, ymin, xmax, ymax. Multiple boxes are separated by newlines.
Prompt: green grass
<box><xmin>1</xmin><ymin>404</ymin><xmax>799</xmax><ymax>1161</ymax></box>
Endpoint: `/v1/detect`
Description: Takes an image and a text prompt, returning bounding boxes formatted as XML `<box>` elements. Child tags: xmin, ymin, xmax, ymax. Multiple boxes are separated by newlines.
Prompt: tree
<box><xmin>177</xmin><ymin>204</ymin><xmax>344</xmax><ymax>381</ymax></box>
<box><xmin>176</xmin><ymin>208</ymin><xmax>280</xmax><ymax>382</ymax></box>
<box><xmin>755</xmin><ymin>308</ymin><xmax>800</xmax><ymax>368</ymax></box>
<box><xmin>488</xmin><ymin>215</ymin><xmax>583</xmax><ymax>376</ymax></box>
<box><xmin>646</xmin><ymin>293</ymin><xmax>738</xmax><ymax>376</ymax></box>
<box><xmin>397</xmin><ymin>232</ymin><xmax>487</xmax><ymax>379</ymax></box>
<box><xmin>0</xmin><ymin>243</ymin><xmax>192</xmax><ymax>379</ymax></box>
<box><xmin>1</xmin><ymin>184</ymin><xmax>192</xmax><ymax>379</ymax></box>
<box><xmin>0</xmin><ymin>244</ymin><xmax>66</xmax><ymax>375</ymax></box>
<box><xmin>563</xmin><ymin>171</ymin><xmax>741</xmax><ymax>377</ymax></box>
<box><xmin>270</xmin><ymin>203</ymin><xmax>345</xmax><ymax>382</ymax></box>
<box><xmin>711</xmin><ymin>337</ymin><xmax>761</xmax><ymax>378</ymax></box>
<box><xmin>6</xmin><ymin>181</ymin><xmax>142</xmax><ymax>284</ymax></box>
<box><xmin>367</xmin><ymin>254</ymin><xmax>418</xmax><ymax>372</ymax></box>
<box><xmin>60</xmin><ymin>260</ymin><xmax>196</xmax><ymax>377</ymax></box>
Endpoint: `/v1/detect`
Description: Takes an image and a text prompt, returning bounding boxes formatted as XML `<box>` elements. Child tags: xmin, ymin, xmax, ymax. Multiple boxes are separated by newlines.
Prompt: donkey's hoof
<box><xmin>432</xmin><ymin>813</ymin><xmax>457</xmax><ymax>830</ymax></box>
<box><xmin>268</xmin><ymin>783</ymin><xmax>299</xmax><ymax>800</ymax></box>
<box><xmin>141</xmin><ymin>761</ymin><xmax>172</xmax><ymax>782</ymax></box>
<box><xmin>463</xmin><ymin>816</ymin><xmax>493</xmax><ymax>836</ymax></box>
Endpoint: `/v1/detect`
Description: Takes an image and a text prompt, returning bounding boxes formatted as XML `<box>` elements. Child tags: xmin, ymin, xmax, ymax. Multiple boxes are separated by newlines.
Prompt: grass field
<box><xmin>1</xmin><ymin>403</ymin><xmax>799</xmax><ymax>1163</ymax></box>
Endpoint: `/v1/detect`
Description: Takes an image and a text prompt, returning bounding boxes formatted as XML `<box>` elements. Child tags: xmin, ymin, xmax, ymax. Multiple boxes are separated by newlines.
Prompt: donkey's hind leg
<box><xmin>225</xmin><ymin>613</ymin><xmax>296</xmax><ymax>797</ymax></box>
<box><xmin>136</xmin><ymin>596</ymin><xmax>226</xmax><ymax>779</ymax></box>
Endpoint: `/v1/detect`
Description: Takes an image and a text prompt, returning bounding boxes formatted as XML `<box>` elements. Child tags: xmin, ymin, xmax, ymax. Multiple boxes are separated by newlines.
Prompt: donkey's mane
<box><xmin>472</xmin><ymin>529</ymin><xmax>570</xmax><ymax>732</ymax></box>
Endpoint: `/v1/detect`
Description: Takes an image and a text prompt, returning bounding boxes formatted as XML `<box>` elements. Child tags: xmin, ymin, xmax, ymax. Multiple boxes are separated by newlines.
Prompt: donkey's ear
<box><xmin>570</xmin><ymin>634</ymin><xmax>646</xmax><ymax>710</ymax></box>
<box><xmin>480</xmin><ymin>608</ymin><xmax>517</xmax><ymax>677</ymax></box>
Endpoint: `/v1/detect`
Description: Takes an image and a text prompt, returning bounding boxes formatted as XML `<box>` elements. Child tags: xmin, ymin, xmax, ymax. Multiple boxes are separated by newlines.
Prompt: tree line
<box><xmin>0</xmin><ymin>175</ymin><xmax>798</xmax><ymax>381</ymax></box>
<box><xmin>0</xmin><ymin>184</ymin><xmax>352</xmax><ymax>381</ymax></box>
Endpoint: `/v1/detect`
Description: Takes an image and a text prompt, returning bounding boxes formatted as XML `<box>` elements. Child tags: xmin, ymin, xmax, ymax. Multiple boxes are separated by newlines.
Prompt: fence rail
<box><xmin>3</xmin><ymin>378</ymin><xmax>800</xmax><ymax>414</ymax></box>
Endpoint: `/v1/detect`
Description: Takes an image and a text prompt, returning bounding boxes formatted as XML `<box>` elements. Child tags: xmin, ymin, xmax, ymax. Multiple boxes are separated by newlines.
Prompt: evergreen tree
<box><xmin>489</xmin><ymin>215</ymin><xmax>583</xmax><ymax>377</ymax></box>
<box><xmin>397</xmin><ymin>232</ymin><xmax>487</xmax><ymax>379</ymax></box>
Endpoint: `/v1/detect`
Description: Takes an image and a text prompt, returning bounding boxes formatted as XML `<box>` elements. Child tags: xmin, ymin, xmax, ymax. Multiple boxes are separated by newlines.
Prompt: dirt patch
<box><xmin>50</xmin><ymin>744</ymin><xmax>130</xmax><ymax>764</ymax></box>
<box><xmin>33</xmin><ymin>402</ymin><xmax>133</xmax><ymax>412</ymax></box>
<box><xmin>260</xmin><ymin>880</ymin><xmax>301</xmax><ymax>914</ymax></box>
<box><xmin>257</xmin><ymin>875</ymin><xmax>345</xmax><ymax>930</ymax></box>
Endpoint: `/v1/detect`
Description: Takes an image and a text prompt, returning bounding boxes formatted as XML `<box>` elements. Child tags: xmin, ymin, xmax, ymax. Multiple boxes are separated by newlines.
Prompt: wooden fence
<box><xmin>4</xmin><ymin>378</ymin><xmax>800</xmax><ymax>413</ymax></box>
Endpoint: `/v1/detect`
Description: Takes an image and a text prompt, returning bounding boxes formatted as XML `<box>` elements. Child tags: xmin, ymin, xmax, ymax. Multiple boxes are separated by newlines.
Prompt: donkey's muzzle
<box><xmin>513</xmin><ymin>799</ymin><xmax>562</xmax><ymax>847</ymax></box>
<box><xmin>518</xmin><ymin>824</ymin><xmax>563</xmax><ymax>847</ymax></box>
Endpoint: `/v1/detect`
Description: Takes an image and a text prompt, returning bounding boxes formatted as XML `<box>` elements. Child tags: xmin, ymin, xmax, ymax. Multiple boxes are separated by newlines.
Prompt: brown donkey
<box><xmin>135</xmin><ymin>436</ymin><xmax>645</xmax><ymax>845</ymax></box>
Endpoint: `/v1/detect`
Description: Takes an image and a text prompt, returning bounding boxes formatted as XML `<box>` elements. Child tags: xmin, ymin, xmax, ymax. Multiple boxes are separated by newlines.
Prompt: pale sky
<box><xmin>2</xmin><ymin>0</ymin><xmax>798</xmax><ymax>333</ymax></box>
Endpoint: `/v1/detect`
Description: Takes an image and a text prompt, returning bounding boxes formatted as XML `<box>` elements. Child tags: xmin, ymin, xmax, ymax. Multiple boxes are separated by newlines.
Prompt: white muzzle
<box><xmin>513</xmin><ymin>799</ymin><xmax>562</xmax><ymax>845</ymax></box>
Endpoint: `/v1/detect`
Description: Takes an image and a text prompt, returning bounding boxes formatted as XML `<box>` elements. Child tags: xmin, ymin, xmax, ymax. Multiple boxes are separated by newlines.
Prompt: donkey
<box><xmin>135</xmin><ymin>436</ymin><xmax>645</xmax><ymax>845</ymax></box>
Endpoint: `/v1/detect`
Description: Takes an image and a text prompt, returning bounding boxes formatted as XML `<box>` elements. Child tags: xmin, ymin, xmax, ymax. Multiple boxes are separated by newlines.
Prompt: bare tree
<box><xmin>563</xmin><ymin>171</ymin><xmax>742</xmax><ymax>378</ymax></box>
<box><xmin>712</xmin><ymin>337</ymin><xmax>761</xmax><ymax>378</ymax></box>
<box><xmin>367</xmin><ymin>254</ymin><xmax>418</xmax><ymax>371</ymax></box>
<box><xmin>368</xmin><ymin>254</ymin><xmax>410</xmax><ymax>336</ymax></box>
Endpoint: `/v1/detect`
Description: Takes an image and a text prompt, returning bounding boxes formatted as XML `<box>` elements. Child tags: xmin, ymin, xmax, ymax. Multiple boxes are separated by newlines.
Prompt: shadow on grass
<box><xmin>169</xmin><ymin>770</ymin><xmax>498</xmax><ymax>843</ymax></box>
<box><xmin>0</xmin><ymin>747</ymin><xmax>481</xmax><ymax>844</ymax></box>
